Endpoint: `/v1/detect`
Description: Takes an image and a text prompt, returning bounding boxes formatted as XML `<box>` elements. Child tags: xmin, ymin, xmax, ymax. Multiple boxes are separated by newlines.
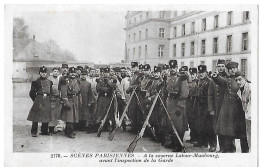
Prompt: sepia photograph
<box><xmin>4</xmin><ymin>3</ymin><xmax>259</xmax><ymax>167</ymax></box>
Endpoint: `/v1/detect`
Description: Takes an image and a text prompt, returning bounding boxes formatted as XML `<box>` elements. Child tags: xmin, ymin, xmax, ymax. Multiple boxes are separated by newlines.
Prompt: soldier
<box><xmin>28</xmin><ymin>66</ymin><xmax>53</xmax><ymax>137</ymax></box>
<box><xmin>185</xmin><ymin>68</ymin><xmax>198</xmax><ymax>144</ymax></box>
<box><xmin>147</xmin><ymin>66</ymin><xmax>164</xmax><ymax>141</ymax></box>
<box><xmin>60</xmin><ymin>67</ymin><xmax>81</xmax><ymax>138</ymax></box>
<box><xmin>212</xmin><ymin>62</ymin><xmax>248</xmax><ymax>153</ymax></box>
<box><xmin>48</xmin><ymin>67</ymin><xmax>61</xmax><ymax>134</ymax></box>
<box><xmin>208</xmin><ymin>59</ymin><xmax>228</xmax><ymax>152</ymax></box>
<box><xmin>79</xmin><ymin>68</ymin><xmax>96</xmax><ymax>133</ymax></box>
<box><xmin>163</xmin><ymin>60</ymin><xmax>189</xmax><ymax>152</ymax></box>
<box><xmin>126</xmin><ymin>62</ymin><xmax>144</xmax><ymax>133</ymax></box>
<box><xmin>193</xmin><ymin>65</ymin><xmax>217</xmax><ymax>152</ymax></box>
<box><xmin>96</xmin><ymin>67</ymin><xmax>118</xmax><ymax>132</ymax></box>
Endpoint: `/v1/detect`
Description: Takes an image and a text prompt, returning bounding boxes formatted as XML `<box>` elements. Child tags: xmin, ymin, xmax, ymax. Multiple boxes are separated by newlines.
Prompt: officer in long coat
<box><xmin>96</xmin><ymin>67</ymin><xmax>117</xmax><ymax>131</ymax></box>
<box><xmin>164</xmin><ymin>60</ymin><xmax>189</xmax><ymax>152</ymax></box>
<box><xmin>212</xmin><ymin>62</ymin><xmax>248</xmax><ymax>153</ymax></box>
<box><xmin>60</xmin><ymin>67</ymin><xmax>81</xmax><ymax>138</ymax></box>
<box><xmin>28</xmin><ymin>66</ymin><xmax>53</xmax><ymax>137</ymax></box>
<box><xmin>193</xmin><ymin>65</ymin><xmax>217</xmax><ymax>152</ymax></box>
<box><xmin>208</xmin><ymin>59</ymin><xmax>228</xmax><ymax>152</ymax></box>
<box><xmin>47</xmin><ymin>66</ymin><xmax>61</xmax><ymax>134</ymax></box>
<box><xmin>185</xmin><ymin>68</ymin><xmax>198</xmax><ymax>144</ymax></box>
<box><xmin>78</xmin><ymin>68</ymin><xmax>96</xmax><ymax>133</ymax></box>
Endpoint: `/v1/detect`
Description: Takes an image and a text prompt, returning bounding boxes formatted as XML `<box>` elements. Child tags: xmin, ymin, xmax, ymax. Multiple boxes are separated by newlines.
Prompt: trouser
<box><xmin>65</xmin><ymin>122</ymin><xmax>75</xmax><ymax>136</ymax></box>
<box><xmin>118</xmin><ymin>98</ymin><xmax>126</xmax><ymax>129</ymax></box>
<box><xmin>240</xmin><ymin>137</ymin><xmax>249</xmax><ymax>153</ymax></box>
<box><xmin>245</xmin><ymin>119</ymin><xmax>251</xmax><ymax>151</ymax></box>
<box><xmin>31</xmin><ymin>122</ymin><xmax>48</xmax><ymax>135</ymax></box>
<box><xmin>189</xmin><ymin>124</ymin><xmax>198</xmax><ymax>142</ymax></box>
<box><xmin>171</xmin><ymin>131</ymin><xmax>185</xmax><ymax>151</ymax></box>
<box><xmin>218</xmin><ymin>135</ymin><xmax>225</xmax><ymax>151</ymax></box>
<box><xmin>198</xmin><ymin>131</ymin><xmax>217</xmax><ymax>148</ymax></box>
<box><xmin>222</xmin><ymin>136</ymin><xmax>236</xmax><ymax>153</ymax></box>
<box><xmin>78</xmin><ymin>120</ymin><xmax>87</xmax><ymax>131</ymax></box>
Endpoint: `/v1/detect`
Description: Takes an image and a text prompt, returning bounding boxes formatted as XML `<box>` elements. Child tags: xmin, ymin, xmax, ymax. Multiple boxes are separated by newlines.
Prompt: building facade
<box><xmin>125</xmin><ymin>11</ymin><xmax>251</xmax><ymax>79</ymax></box>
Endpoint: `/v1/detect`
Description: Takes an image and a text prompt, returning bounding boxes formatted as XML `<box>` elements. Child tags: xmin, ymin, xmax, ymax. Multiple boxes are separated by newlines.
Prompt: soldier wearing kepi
<box><xmin>96</xmin><ymin>67</ymin><xmax>118</xmax><ymax>132</ymax></box>
<box><xmin>212</xmin><ymin>62</ymin><xmax>248</xmax><ymax>153</ymax></box>
<box><xmin>79</xmin><ymin>68</ymin><xmax>96</xmax><ymax>133</ymax></box>
<box><xmin>193</xmin><ymin>65</ymin><xmax>217</xmax><ymax>152</ymax></box>
<box><xmin>28</xmin><ymin>66</ymin><xmax>53</xmax><ymax>137</ymax></box>
<box><xmin>60</xmin><ymin>67</ymin><xmax>81</xmax><ymax>138</ymax></box>
<box><xmin>48</xmin><ymin>66</ymin><xmax>61</xmax><ymax>134</ymax></box>
<box><xmin>208</xmin><ymin>59</ymin><xmax>228</xmax><ymax>152</ymax></box>
<box><xmin>185</xmin><ymin>68</ymin><xmax>198</xmax><ymax>144</ymax></box>
<box><xmin>163</xmin><ymin>60</ymin><xmax>189</xmax><ymax>152</ymax></box>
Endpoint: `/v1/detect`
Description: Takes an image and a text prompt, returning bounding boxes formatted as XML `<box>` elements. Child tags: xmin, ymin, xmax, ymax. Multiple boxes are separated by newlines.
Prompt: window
<box><xmin>241</xmin><ymin>59</ymin><xmax>247</xmax><ymax>77</ymax></box>
<box><xmin>242</xmin><ymin>32</ymin><xmax>248</xmax><ymax>51</ymax></box>
<box><xmin>145</xmin><ymin>29</ymin><xmax>148</xmax><ymax>39</ymax></box>
<box><xmin>139</xmin><ymin>31</ymin><xmax>142</xmax><ymax>41</ymax></box>
<box><xmin>191</xmin><ymin>22</ymin><xmax>195</xmax><ymax>34</ymax></box>
<box><xmin>134</xmin><ymin>17</ymin><xmax>136</xmax><ymax>24</ymax></box>
<box><xmin>202</xmin><ymin>18</ymin><xmax>206</xmax><ymax>31</ymax></box>
<box><xmin>201</xmin><ymin>39</ymin><xmax>206</xmax><ymax>55</ymax></box>
<box><xmin>138</xmin><ymin>46</ymin><xmax>141</xmax><ymax>58</ymax></box>
<box><xmin>214</xmin><ymin>15</ymin><xmax>219</xmax><ymax>29</ymax></box>
<box><xmin>146</xmin><ymin>12</ymin><xmax>149</xmax><ymax>19</ymax></box>
<box><xmin>128</xmin><ymin>34</ymin><xmax>131</xmax><ymax>42</ymax></box>
<box><xmin>133</xmin><ymin>48</ymin><xmax>135</xmax><ymax>58</ymax></box>
<box><xmin>173</xmin><ymin>44</ymin><xmax>176</xmax><ymax>57</ymax></box>
<box><xmin>133</xmin><ymin>33</ymin><xmax>136</xmax><ymax>42</ymax></box>
<box><xmin>190</xmin><ymin>61</ymin><xmax>194</xmax><ymax>68</ymax></box>
<box><xmin>200</xmin><ymin>61</ymin><xmax>205</xmax><ymax>65</ymax></box>
<box><xmin>213</xmin><ymin>37</ymin><xmax>218</xmax><ymax>54</ymax></box>
<box><xmin>227</xmin><ymin>11</ymin><xmax>233</xmax><ymax>26</ymax></box>
<box><xmin>174</xmin><ymin>27</ymin><xmax>177</xmax><ymax>37</ymax></box>
<box><xmin>182</xmin><ymin>24</ymin><xmax>185</xmax><ymax>36</ymax></box>
<box><xmin>158</xmin><ymin>45</ymin><xmax>164</xmax><ymax>57</ymax></box>
<box><xmin>191</xmin><ymin>41</ymin><xmax>195</xmax><ymax>56</ymax></box>
<box><xmin>227</xmin><ymin>35</ymin><xmax>232</xmax><ymax>53</ymax></box>
<box><xmin>181</xmin><ymin>43</ymin><xmax>185</xmax><ymax>57</ymax></box>
<box><xmin>145</xmin><ymin>45</ymin><xmax>147</xmax><ymax>58</ymax></box>
<box><xmin>243</xmin><ymin>11</ymin><xmax>250</xmax><ymax>22</ymax></box>
<box><xmin>140</xmin><ymin>15</ymin><xmax>142</xmax><ymax>21</ymax></box>
<box><xmin>159</xmin><ymin>28</ymin><xmax>165</xmax><ymax>38</ymax></box>
<box><xmin>159</xmin><ymin>11</ymin><xmax>165</xmax><ymax>19</ymax></box>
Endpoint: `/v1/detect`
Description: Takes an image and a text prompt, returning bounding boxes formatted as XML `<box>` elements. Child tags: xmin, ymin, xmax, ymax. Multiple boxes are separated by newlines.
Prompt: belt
<box><xmin>99</xmin><ymin>92</ymin><xmax>112</xmax><ymax>97</ymax></box>
<box><xmin>67</xmin><ymin>93</ymin><xmax>80</xmax><ymax>98</ymax></box>
<box><xmin>37</xmin><ymin>93</ymin><xmax>50</xmax><ymax>97</ymax></box>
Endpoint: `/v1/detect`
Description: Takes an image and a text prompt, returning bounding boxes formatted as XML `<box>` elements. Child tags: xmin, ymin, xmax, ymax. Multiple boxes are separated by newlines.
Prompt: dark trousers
<box><xmin>31</xmin><ymin>122</ymin><xmax>48</xmax><ymax>135</ymax></box>
<box><xmin>218</xmin><ymin>135</ymin><xmax>225</xmax><ymax>151</ymax></box>
<box><xmin>65</xmin><ymin>122</ymin><xmax>74</xmax><ymax>136</ymax></box>
<box><xmin>190</xmin><ymin>125</ymin><xmax>198</xmax><ymax>142</ymax></box>
<box><xmin>240</xmin><ymin>137</ymin><xmax>249</xmax><ymax>153</ymax></box>
<box><xmin>78</xmin><ymin>120</ymin><xmax>87</xmax><ymax>131</ymax></box>
<box><xmin>118</xmin><ymin>98</ymin><xmax>126</xmax><ymax>129</ymax></box>
<box><xmin>171</xmin><ymin>131</ymin><xmax>185</xmax><ymax>151</ymax></box>
<box><xmin>222</xmin><ymin>136</ymin><xmax>236</xmax><ymax>153</ymax></box>
<box><xmin>198</xmin><ymin>130</ymin><xmax>217</xmax><ymax>148</ymax></box>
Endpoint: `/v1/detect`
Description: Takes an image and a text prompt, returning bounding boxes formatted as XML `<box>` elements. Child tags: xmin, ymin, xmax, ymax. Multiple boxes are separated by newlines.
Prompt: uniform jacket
<box><xmin>27</xmin><ymin>77</ymin><xmax>53</xmax><ymax>122</ymax></box>
<box><xmin>48</xmin><ymin>75</ymin><xmax>61</xmax><ymax>121</ymax></box>
<box><xmin>237</xmin><ymin>82</ymin><xmax>251</xmax><ymax>120</ymax></box>
<box><xmin>212</xmin><ymin>75</ymin><xmax>246</xmax><ymax>138</ymax></box>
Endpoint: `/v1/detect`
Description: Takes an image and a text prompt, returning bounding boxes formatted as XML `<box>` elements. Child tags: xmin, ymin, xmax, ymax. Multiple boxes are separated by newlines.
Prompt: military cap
<box><xmin>52</xmin><ymin>66</ymin><xmax>60</xmax><ymax>71</ymax></box>
<box><xmin>84</xmin><ymin>65</ymin><xmax>89</xmax><ymax>69</ymax></box>
<box><xmin>162</xmin><ymin>64</ymin><xmax>169</xmax><ymax>70</ymax></box>
<box><xmin>77</xmin><ymin>66</ymin><xmax>83</xmax><ymax>71</ymax></box>
<box><xmin>198</xmin><ymin>65</ymin><xmax>207</xmax><ymax>73</ymax></box>
<box><xmin>131</xmin><ymin>62</ymin><xmax>138</xmax><ymax>68</ymax></box>
<box><xmin>104</xmin><ymin>67</ymin><xmax>110</xmax><ymax>73</ymax></box>
<box><xmin>169</xmin><ymin>60</ymin><xmax>178</xmax><ymax>68</ymax></box>
<box><xmin>180</xmin><ymin>66</ymin><xmax>188</xmax><ymax>72</ymax></box>
<box><xmin>189</xmin><ymin>68</ymin><xmax>197</xmax><ymax>74</ymax></box>
<box><xmin>154</xmin><ymin>66</ymin><xmax>162</xmax><ymax>73</ymax></box>
<box><xmin>39</xmin><ymin>66</ymin><xmax>47</xmax><ymax>73</ymax></box>
<box><xmin>217</xmin><ymin>59</ymin><xmax>226</xmax><ymax>65</ymax></box>
<box><xmin>61</xmin><ymin>64</ymin><xmax>69</xmax><ymax>68</ymax></box>
<box><xmin>81</xmin><ymin>68</ymin><xmax>88</xmax><ymax>75</ymax></box>
<box><xmin>114</xmin><ymin>67</ymin><xmax>121</xmax><ymax>72</ymax></box>
<box><xmin>144</xmin><ymin>64</ymin><xmax>151</xmax><ymax>71</ymax></box>
<box><xmin>69</xmin><ymin>67</ymin><xmax>76</xmax><ymax>73</ymax></box>
<box><xmin>139</xmin><ymin>64</ymin><xmax>144</xmax><ymax>69</ymax></box>
<box><xmin>235</xmin><ymin>71</ymin><xmax>245</xmax><ymax>78</ymax></box>
<box><xmin>120</xmin><ymin>67</ymin><xmax>126</xmax><ymax>72</ymax></box>
<box><xmin>226</xmin><ymin>61</ymin><xmax>238</xmax><ymax>69</ymax></box>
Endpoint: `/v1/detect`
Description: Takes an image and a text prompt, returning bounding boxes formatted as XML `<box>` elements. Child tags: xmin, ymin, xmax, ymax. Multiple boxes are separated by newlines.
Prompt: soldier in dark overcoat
<box><xmin>193</xmin><ymin>65</ymin><xmax>217</xmax><ymax>152</ymax></box>
<box><xmin>60</xmin><ymin>67</ymin><xmax>81</xmax><ymax>138</ymax></box>
<box><xmin>208</xmin><ymin>59</ymin><xmax>228</xmax><ymax>152</ymax></box>
<box><xmin>212</xmin><ymin>62</ymin><xmax>248</xmax><ymax>153</ymax></box>
<box><xmin>27</xmin><ymin>66</ymin><xmax>53</xmax><ymax>137</ymax></box>
<box><xmin>163</xmin><ymin>60</ymin><xmax>189</xmax><ymax>152</ymax></box>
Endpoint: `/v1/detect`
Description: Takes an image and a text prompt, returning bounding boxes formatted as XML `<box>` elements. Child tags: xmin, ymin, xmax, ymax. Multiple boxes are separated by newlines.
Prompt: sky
<box><xmin>14</xmin><ymin>10</ymin><xmax>126</xmax><ymax>64</ymax></box>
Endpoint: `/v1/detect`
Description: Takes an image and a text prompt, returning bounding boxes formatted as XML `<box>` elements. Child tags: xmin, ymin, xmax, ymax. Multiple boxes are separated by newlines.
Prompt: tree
<box><xmin>13</xmin><ymin>17</ymin><xmax>29</xmax><ymax>39</ymax></box>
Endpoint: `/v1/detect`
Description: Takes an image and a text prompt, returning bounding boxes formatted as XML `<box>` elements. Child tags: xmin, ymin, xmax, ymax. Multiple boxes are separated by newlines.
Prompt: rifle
<box><xmin>127</xmin><ymin>90</ymin><xmax>160</xmax><ymax>153</ymax></box>
<box><xmin>158</xmin><ymin>95</ymin><xmax>187</xmax><ymax>152</ymax></box>
<box><xmin>97</xmin><ymin>92</ymin><xmax>115</xmax><ymax>137</ymax></box>
<box><xmin>108</xmin><ymin>87</ymin><xmax>137</xmax><ymax>141</ymax></box>
<box><xmin>134</xmin><ymin>91</ymin><xmax>158</xmax><ymax>142</ymax></box>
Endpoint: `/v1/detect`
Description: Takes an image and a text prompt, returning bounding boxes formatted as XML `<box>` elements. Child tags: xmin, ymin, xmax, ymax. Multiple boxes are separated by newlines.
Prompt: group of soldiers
<box><xmin>27</xmin><ymin>59</ymin><xmax>251</xmax><ymax>153</ymax></box>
